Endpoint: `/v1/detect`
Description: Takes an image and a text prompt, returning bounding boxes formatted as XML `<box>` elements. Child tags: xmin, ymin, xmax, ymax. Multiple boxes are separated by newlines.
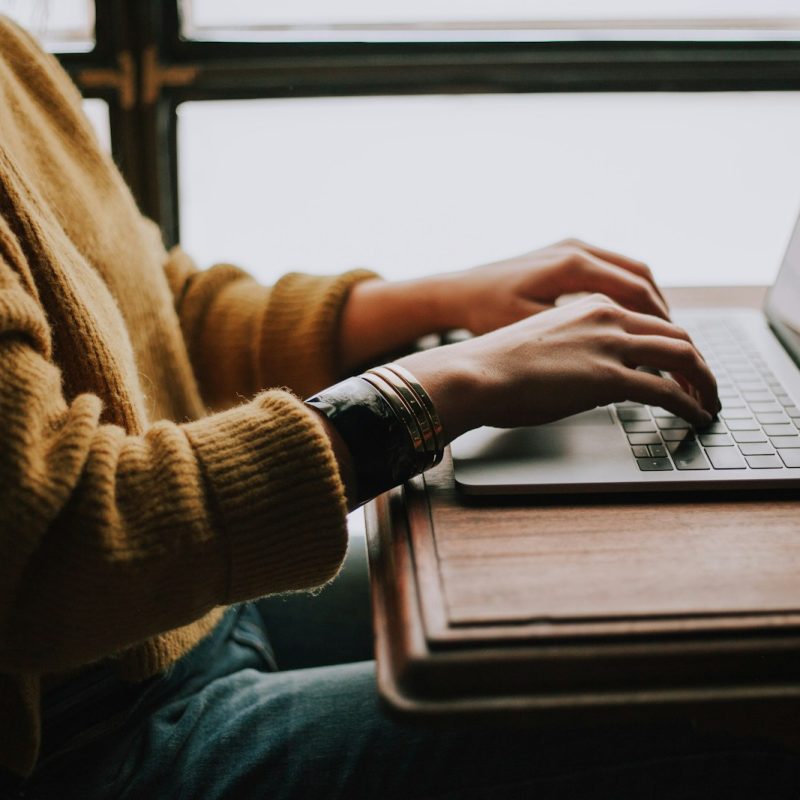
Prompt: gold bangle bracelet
<box><xmin>367</xmin><ymin>366</ymin><xmax>437</xmax><ymax>454</ymax></box>
<box><xmin>360</xmin><ymin>373</ymin><xmax>436</xmax><ymax>472</ymax></box>
<box><xmin>383</xmin><ymin>363</ymin><xmax>444</xmax><ymax>454</ymax></box>
<box><xmin>359</xmin><ymin>373</ymin><xmax>430</xmax><ymax>463</ymax></box>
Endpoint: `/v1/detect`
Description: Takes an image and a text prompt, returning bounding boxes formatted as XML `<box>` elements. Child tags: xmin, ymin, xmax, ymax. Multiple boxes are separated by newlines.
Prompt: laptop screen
<box><xmin>765</xmin><ymin>210</ymin><xmax>800</xmax><ymax>366</ymax></box>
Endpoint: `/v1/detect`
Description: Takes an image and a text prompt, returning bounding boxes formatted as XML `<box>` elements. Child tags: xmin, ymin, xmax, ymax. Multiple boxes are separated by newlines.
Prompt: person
<box><xmin>1</xmin><ymin>13</ymin><xmax>798</xmax><ymax>800</ymax></box>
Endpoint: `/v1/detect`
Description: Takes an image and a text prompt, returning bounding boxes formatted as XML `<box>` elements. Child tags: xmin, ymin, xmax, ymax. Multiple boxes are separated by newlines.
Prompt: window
<box><xmin>178</xmin><ymin>92</ymin><xmax>800</xmax><ymax>286</ymax></box>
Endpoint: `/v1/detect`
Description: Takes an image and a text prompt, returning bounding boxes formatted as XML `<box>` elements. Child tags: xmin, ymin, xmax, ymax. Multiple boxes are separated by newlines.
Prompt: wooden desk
<box><xmin>365</xmin><ymin>286</ymin><xmax>800</xmax><ymax>735</ymax></box>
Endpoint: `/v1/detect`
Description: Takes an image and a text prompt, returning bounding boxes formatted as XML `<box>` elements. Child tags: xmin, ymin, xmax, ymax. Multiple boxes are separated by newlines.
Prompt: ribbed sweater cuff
<box><xmin>183</xmin><ymin>391</ymin><xmax>349</xmax><ymax>602</ymax></box>
<box><xmin>258</xmin><ymin>268</ymin><xmax>379</xmax><ymax>397</ymax></box>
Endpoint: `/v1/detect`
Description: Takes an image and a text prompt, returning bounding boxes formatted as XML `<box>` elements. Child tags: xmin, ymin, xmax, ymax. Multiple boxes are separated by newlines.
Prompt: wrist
<box><xmin>340</xmin><ymin>274</ymin><xmax>466</xmax><ymax>372</ymax></box>
<box><xmin>306</xmin><ymin>370</ymin><xmax>443</xmax><ymax>507</ymax></box>
<box><xmin>396</xmin><ymin>344</ymin><xmax>483</xmax><ymax>443</ymax></box>
<box><xmin>306</xmin><ymin>405</ymin><xmax>358</xmax><ymax>510</ymax></box>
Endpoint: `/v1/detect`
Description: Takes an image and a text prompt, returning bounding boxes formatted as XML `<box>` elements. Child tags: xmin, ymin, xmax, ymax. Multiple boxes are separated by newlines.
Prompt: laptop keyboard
<box><xmin>615</xmin><ymin>319</ymin><xmax>800</xmax><ymax>472</ymax></box>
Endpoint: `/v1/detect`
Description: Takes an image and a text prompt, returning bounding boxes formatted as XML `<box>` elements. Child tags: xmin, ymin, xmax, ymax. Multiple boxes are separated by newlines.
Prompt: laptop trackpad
<box><xmin>453</xmin><ymin>407</ymin><xmax>615</xmax><ymax>459</ymax></box>
<box><xmin>451</xmin><ymin>407</ymin><xmax>631</xmax><ymax>489</ymax></box>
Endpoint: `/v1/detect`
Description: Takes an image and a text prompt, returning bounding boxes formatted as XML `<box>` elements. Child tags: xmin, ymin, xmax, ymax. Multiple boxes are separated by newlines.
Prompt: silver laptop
<box><xmin>451</xmin><ymin>214</ymin><xmax>800</xmax><ymax>495</ymax></box>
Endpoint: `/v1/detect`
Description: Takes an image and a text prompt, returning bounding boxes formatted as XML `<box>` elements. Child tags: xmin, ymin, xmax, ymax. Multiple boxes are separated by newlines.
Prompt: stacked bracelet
<box><xmin>305</xmin><ymin>364</ymin><xmax>444</xmax><ymax>506</ymax></box>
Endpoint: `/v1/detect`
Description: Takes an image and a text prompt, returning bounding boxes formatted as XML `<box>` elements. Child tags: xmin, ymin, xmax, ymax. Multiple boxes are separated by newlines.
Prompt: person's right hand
<box><xmin>397</xmin><ymin>293</ymin><xmax>720</xmax><ymax>443</ymax></box>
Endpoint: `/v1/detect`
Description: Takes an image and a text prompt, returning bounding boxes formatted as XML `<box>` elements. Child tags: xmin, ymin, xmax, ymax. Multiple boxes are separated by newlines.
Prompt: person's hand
<box><xmin>339</xmin><ymin>239</ymin><xmax>668</xmax><ymax>373</ymax></box>
<box><xmin>439</xmin><ymin>239</ymin><xmax>669</xmax><ymax>335</ymax></box>
<box><xmin>397</xmin><ymin>293</ymin><xmax>719</xmax><ymax>443</ymax></box>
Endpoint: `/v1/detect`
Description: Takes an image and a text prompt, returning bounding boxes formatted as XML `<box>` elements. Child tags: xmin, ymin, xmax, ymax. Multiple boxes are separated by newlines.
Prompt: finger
<box><xmin>563</xmin><ymin>239</ymin><xmax>668</xmax><ymax>308</ymax></box>
<box><xmin>619</xmin><ymin>335</ymin><xmax>720</xmax><ymax>415</ymax></box>
<box><xmin>614</xmin><ymin>309</ymin><xmax>708</xmax><ymax>363</ymax></box>
<box><xmin>617</xmin><ymin>368</ymin><xmax>713</xmax><ymax>426</ymax></box>
<box><xmin>564</xmin><ymin>254</ymin><xmax>670</xmax><ymax>321</ymax></box>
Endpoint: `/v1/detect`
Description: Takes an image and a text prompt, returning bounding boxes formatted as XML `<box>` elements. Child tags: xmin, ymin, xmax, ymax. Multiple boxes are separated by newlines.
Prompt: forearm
<box><xmin>339</xmin><ymin>275</ymin><xmax>462</xmax><ymax>373</ymax></box>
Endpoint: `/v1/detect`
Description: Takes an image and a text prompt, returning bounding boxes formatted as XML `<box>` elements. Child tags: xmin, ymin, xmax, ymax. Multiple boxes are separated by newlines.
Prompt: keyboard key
<box><xmin>698</xmin><ymin>433</ymin><xmax>733</xmax><ymax>447</ymax></box>
<box><xmin>662</xmin><ymin>429</ymin><xmax>695</xmax><ymax>442</ymax></box>
<box><xmin>763</xmin><ymin>424</ymin><xmax>797</xmax><ymax>437</ymax></box>
<box><xmin>770</xmin><ymin>436</ymin><xmax>800</xmax><ymax>449</ymax></box>
<box><xmin>738</xmin><ymin>442</ymin><xmax>775</xmax><ymax>456</ymax></box>
<box><xmin>697</xmin><ymin>421</ymin><xmax>727</xmax><ymax>434</ymax></box>
<box><xmin>636</xmin><ymin>457</ymin><xmax>673</xmax><ymax>471</ymax></box>
<box><xmin>705</xmin><ymin>447</ymin><xmax>747</xmax><ymax>469</ymax></box>
<box><xmin>780</xmin><ymin>450</ymin><xmax>800</xmax><ymax>468</ymax></box>
<box><xmin>721</xmin><ymin>397</ymin><xmax>746</xmax><ymax>409</ymax></box>
<box><xmin>650</xmin><ymin>407</ymin><xmax>677</xmax><ymax>418</ymax></box>
<box><xmin>623</xmin><ymin>421</ymin><xmax>657</xmax><ymax>433</ymax></box>
<box><xmin>668</xmin><ymin>441</ymin><xmax>710</xmax><ymax>470</ymax></box>
<box><xmin>785</xmin><ymin>406</ymin><xmax>800</xmax><ymax>418</ymax></box>
<box><xmin>649</xmin><ymin>444</ymin><xmax>668</xmax><ymax>458</ymax></box>
<box><xmin>722</xmin><ymin>408</ymin><xmax>757</xmax><ymax>419</ymax></box>
<box><xmin>745</xmin><ymin>455</ymin><xmax>783</xmax><ymax>469</ymax></box>
<box><xmin>732</xmin><ymin>430</ymin><xmax>768</xmax><ymax>443</ymax></box>
<box><xmin>739</xmin><ymin>380</ymin><xmax>768</xmax><ymax>390</ymax></box>
<box><xmin>742</xmin><ymin>391</ymin><xmax>773</xmax><ymax>403</ymax></box>
<box><xmin>724</xmin><ymin>418</ymin><xmax>759</xmax><ymax>431</ymax></box>
<box><xmin>776</xmin><ymin>396</ymin><xmax>794</xmax><ymax>407</ymax></box>
<box><xmin>628</xmin><ymin>433</ymin><xmax>662</xmax><ymax>446</ymax></box>
<box><xmin>631</xmin><ymin>445</ymin><xmax>650</xmax><ymax>458</ymax></box>
<box><xmin>735</xmin><ymin>372</ymin><xmax>764</xmax><ymax>380</ymax></box>
<box><xmin>734</xmin><ymin>378</ymin><xmax>762</xmax><ymax>388</ymax></box>
<box><xmin>656</xmin><ymin>417</ymin><xmax>690</xmax><ymax>430</ymax></box>
<box><xmin>749</xmin><ymin>402</ymin><xmax>782</xmax><ymax>414</ymax></box>
<box><xmin>757</xmin><ymin>412</ymin><xmax>789</xmax><ymax>424</ymax></box>
<box><xmin>617</xmin><ymin>407</ymin><xmax>651</xmax><ymax>421</ymax></box>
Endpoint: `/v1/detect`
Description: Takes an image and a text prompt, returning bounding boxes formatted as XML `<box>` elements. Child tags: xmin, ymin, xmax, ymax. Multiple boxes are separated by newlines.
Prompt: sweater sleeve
<box><xmin>0</xmin><ymin>249</ymin><xmax>349</xmax><ymax>674</ymax></box>
<box><xmin>160</xmin><ymin>241</ymin><xmax>378</xmax><ymax>406</ymax></box>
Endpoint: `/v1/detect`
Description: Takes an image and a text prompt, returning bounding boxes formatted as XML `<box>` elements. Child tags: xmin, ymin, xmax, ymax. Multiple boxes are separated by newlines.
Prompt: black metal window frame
<box><xmin>54</xmin><ymin>0</ymin><xmax>800</xmax><ymax>249</ymax></box>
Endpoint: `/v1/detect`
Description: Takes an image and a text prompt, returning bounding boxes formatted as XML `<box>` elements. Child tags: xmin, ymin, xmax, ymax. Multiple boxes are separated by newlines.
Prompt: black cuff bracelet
<box><xmin>305</xmin><ymin>376</ymin><xmax>427</xmax><ymax>506</ymax></box>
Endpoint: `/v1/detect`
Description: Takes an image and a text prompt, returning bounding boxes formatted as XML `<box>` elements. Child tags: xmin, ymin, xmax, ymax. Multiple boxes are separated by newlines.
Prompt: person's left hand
<box><xmin>442</xmin><ymin>239</ymin><xmax>669</xmax><ymax>335</ymax></box>
<box><xmin>339</xmin><ymin>239</ymin><xmax>671</xmax><ymax>375</ymax></box>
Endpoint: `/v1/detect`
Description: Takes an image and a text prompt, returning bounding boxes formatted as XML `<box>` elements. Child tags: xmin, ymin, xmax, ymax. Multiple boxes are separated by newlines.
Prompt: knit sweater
<box><xmin>0</xmin><ymin>17</ymin><xmax>376</xmax><ymax>777</ymax></box>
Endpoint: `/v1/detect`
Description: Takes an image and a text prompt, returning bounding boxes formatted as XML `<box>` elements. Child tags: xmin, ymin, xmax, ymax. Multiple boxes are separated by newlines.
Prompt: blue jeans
<box><xmin>10</xmin><ymin>603</ymin><xmax>800</xmax><ymax>799</ymax></box>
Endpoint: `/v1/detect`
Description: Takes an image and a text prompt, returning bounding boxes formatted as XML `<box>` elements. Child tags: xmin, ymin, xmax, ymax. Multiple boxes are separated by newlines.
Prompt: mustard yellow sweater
<box><xmin>0</xmin><ymin>18</ymin><xmax>376</xmax><ymax>777</ymax></box>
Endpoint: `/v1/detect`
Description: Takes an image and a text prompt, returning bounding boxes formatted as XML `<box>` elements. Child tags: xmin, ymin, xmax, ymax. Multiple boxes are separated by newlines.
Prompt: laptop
<box><xmin>451</xmin><ymin>213</ymin><xmax>800</xmax><ymax>495</ymax></box>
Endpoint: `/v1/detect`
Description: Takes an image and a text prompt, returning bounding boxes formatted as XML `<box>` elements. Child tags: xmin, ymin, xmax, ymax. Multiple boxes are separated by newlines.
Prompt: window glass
<box><xmin>81</xmin><ymin>98</ymin><xmax>111</xmax><ymax>154</ymax></box>
<box><xmin>0</xmin><ymin>0</ymin><xmax>94</xmax><ymax>52</ymax></box>
<box><xmin>178</xmin><ymin>92</ymin><xmax>800</xmax><ymax>288</ymax></box>
<box><xmin>181</xmin><ymin>0</ymin><xmax>800</xmax><ymax>42</ymax></box>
